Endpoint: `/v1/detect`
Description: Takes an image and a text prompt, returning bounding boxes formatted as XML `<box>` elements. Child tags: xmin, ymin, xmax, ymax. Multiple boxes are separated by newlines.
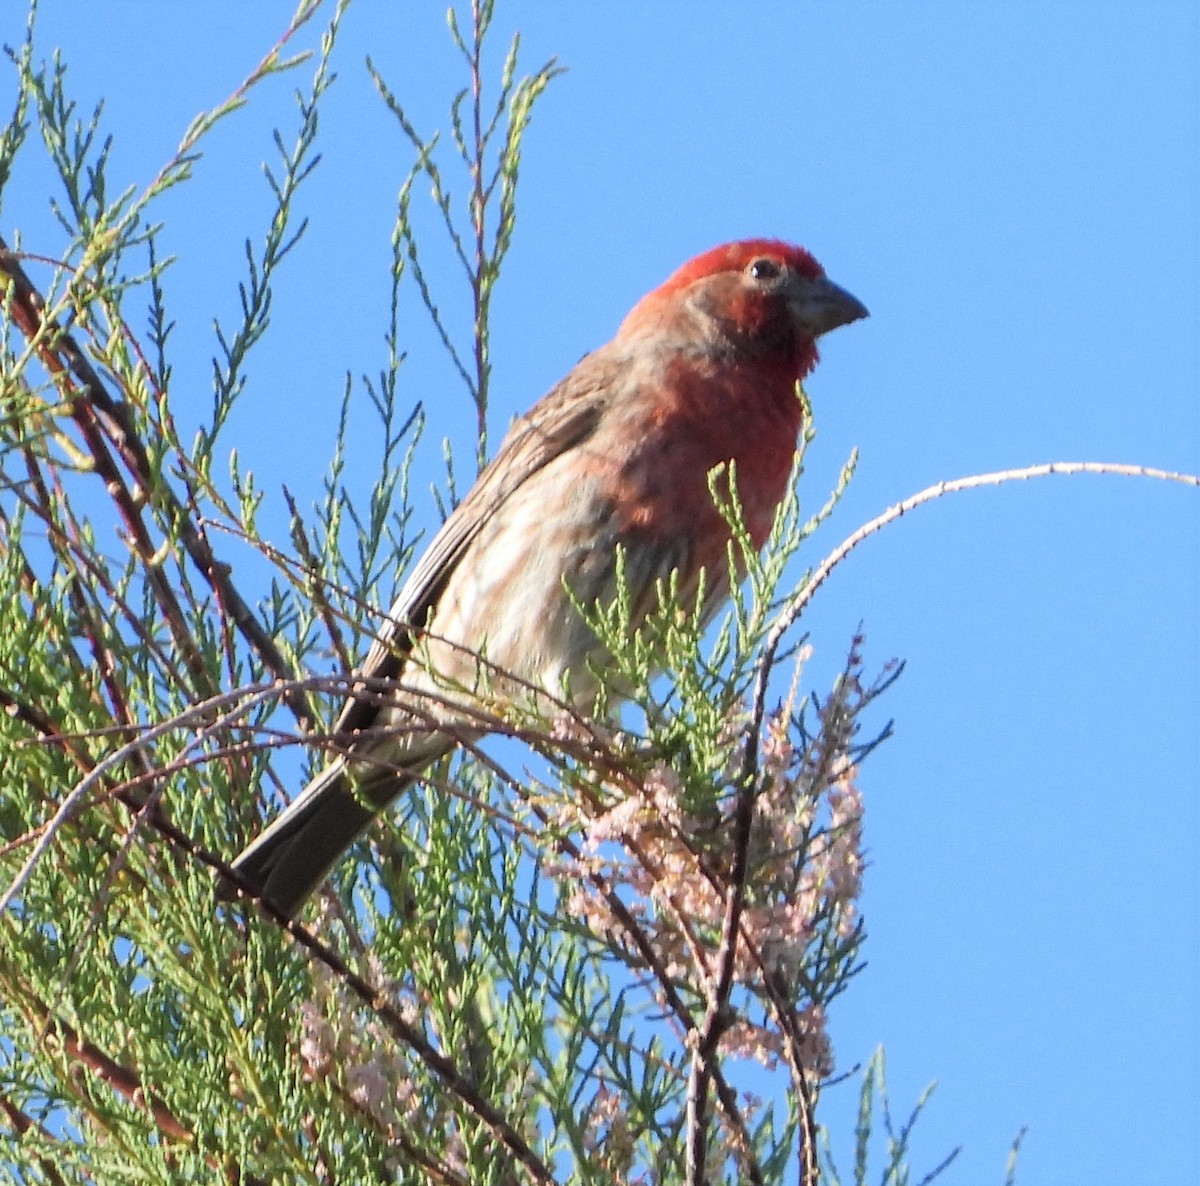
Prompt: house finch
<box><xmin>231</xmin><ymin>239</ymin><xmax>867</xmax><ymax>917</ymax></box>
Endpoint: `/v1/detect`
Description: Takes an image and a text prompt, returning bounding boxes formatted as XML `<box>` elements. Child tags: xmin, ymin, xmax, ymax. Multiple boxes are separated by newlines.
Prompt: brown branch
<box><xmin>0</xmin><ymin>1091</ymin><xmax>71</xmax><ymax>1186</ymax></box>
<box><xmin>685</xmin><ymin>755</ymin><xmax>762</xmax><ymax>1186</ymax></box>
<box><xmin>10</xmin><ymin>991</ymin><xmax>193</xmax><ymax>1146</ymax></box>
<box><xmin>57</xmin><ymin>1021</ymin><xmax>192</xmax><ymax>1142</ymax></box>
<box><xmin>252</xmin><ymin>906</ymin><xmax>557</xmax><ymax>1186</ymax></box>
<box><xmin>1</xmin><ymin>254</ymin><xmax>214</xmax><ymax>692</ymax></box>
<box><xmin>5</xmin><ymin>452</ymin><xmax>175</xmax><ymax>819</ymax></box>
<box><xmin>0</xmin><ymin>239</ymin><xmax>316</xmax><ymax>730</ymax></box>
<box><xmin>795</xmin><ymin>1062</ymin><xmax>819</xmax><ymax>1186</ymax></box>
<box><xmin>2</xmin><ymin>478</ymin><xmax>189</xmax><ymax>697</ymax></box>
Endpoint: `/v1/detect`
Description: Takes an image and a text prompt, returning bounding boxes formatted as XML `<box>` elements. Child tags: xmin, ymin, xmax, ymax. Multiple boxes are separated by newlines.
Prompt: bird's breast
<box><xmin>596</xmin><ymin>360</ymin><xmax>804</xmax><ymax>556</ymax></box>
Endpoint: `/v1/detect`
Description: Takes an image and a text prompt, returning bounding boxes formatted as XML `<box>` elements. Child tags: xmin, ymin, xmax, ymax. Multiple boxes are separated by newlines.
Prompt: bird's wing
<box><xmin>333</xmin><ymin>352</ymin><xmax>617</xmax><ymax>735</ymax></box>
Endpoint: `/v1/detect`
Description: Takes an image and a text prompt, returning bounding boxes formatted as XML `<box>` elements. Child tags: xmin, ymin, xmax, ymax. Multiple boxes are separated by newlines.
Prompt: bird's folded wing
<box><xmin>334</xmin><ymin>354</ymin><xmax>617</xmax><ymax>735</ymax></box>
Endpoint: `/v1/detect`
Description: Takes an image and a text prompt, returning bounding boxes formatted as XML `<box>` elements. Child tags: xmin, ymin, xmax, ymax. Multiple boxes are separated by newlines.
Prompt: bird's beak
<box><xmin>794</xmin><ymin>275</ymin><xmax>869</xmax><ymax>336</ymax></box>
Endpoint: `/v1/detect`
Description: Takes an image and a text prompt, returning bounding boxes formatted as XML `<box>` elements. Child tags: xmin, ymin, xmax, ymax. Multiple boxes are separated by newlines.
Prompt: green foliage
<box><xmin>819</xmin><ymin>1049</ymin><xmax>961</xmax><ymax>1186</ymax></box>
<box><xmin>0</xmin><ymin>4</ymin><xmax>958</xmax><ymax>1186</ymax></box>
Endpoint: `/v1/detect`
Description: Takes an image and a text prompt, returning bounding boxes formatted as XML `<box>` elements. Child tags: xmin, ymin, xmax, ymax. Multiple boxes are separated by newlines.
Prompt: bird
<box><xmin>229</xmin><ymin>239</ymin><xmax>867</xmax><ymax>917</ymax></box>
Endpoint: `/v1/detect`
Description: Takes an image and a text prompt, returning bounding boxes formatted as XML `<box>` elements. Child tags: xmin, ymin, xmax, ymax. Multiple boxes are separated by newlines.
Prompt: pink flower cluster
<box><xmin>298</xmin><ymin>953</ymin><xmax>422</xmax><ymax>1132</ymax></box>
<box><xmin>547</xmin><ymin>650</ymin><xmax>867</xmax><ymax>1079</ymax></box>
<box><xmin>584</xmin><ymin>1083</ymin><xmax>637</xmax><ymax>1180</ymax></box>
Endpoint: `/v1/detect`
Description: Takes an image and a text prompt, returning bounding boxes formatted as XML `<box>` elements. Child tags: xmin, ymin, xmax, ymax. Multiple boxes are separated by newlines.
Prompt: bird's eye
<box><xmin>749</xmin><ymin>257</ymin><xmax>782</xmax><ymax>282</ymax></box>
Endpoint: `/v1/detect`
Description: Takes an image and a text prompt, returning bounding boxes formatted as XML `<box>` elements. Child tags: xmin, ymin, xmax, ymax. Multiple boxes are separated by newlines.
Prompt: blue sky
<box><xmin>11</xmin><ymin>3</ymin><xmax>1199</xmax><ymax>1183</ymax></box>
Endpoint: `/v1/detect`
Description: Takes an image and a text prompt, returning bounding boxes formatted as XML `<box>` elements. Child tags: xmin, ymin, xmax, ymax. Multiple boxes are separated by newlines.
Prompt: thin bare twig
<box><xmin>749</xmin><ymin>459</ymin><xmax>1200</xmax><ymax>742</ymax></box>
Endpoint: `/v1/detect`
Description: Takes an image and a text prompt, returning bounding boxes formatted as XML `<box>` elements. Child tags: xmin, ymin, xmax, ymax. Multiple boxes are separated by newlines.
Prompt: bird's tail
<box><xmin>227</xmin><ymin>762</ymin><xmax>413</xmax><ymax>919</ymax></box>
